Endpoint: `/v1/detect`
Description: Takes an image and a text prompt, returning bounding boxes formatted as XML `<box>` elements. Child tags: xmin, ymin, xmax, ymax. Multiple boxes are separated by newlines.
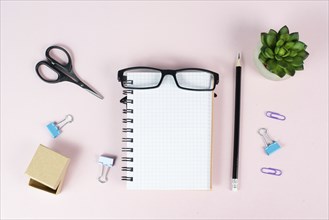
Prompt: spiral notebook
<box><xmin>121</xmin><ymin>78</ymin><xmax>213</xmax><ymax>190</ymax></box>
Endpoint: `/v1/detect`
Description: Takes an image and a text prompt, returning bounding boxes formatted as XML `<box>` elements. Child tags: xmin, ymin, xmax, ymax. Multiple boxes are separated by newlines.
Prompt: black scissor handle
<box><xmin>35</xmin><ymin>60</ymin><xmax>66</xmax><ymax>83</ymax></box>
<box><xmin>45</xmin><ymin>46</ymin><xmax>73</xmax><ymax>73</ymax></box>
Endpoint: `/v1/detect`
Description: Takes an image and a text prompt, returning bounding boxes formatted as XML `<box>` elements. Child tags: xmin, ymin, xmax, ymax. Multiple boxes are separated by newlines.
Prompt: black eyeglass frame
<box><xmin>117</xmin><ymin>66</ymin><xmax>219</xmax><ymax>91</ymax></box>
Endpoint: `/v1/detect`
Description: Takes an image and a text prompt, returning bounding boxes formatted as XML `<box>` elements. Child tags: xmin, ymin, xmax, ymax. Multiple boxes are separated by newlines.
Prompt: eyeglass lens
<box><xmin>123</xmin><ymin>68</ymin><xmax>162</xmax><ymax>88</ymax></box>
<box><xmin>123</xmin><ymin>68</ymin><xmax>215</xmax><ymax>90</ymax></box>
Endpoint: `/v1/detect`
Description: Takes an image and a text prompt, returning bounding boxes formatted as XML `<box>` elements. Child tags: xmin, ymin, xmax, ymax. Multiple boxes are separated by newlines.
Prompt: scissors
<box><xmin>35</xmin><ymin>45</ymin><xmax>104</xmax><ymax>99</ymax></box>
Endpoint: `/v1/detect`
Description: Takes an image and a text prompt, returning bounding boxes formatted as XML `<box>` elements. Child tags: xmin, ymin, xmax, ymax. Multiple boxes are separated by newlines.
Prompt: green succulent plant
<box><xmin>258</xmin><ymin>25</ymin><xmax>309</xmax><ymax>78</ymax></box>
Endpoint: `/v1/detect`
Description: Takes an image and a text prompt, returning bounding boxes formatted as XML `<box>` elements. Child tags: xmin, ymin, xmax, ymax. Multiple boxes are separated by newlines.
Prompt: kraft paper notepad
<box><xmin>121</xmin><ymin>78</ymin><xmax>213</xmax><ymax>190</ymax></box>
<box><xmin>25</xmin><ymin>144</ymin><xmax>70</xmax><ymax>194</ymax></box>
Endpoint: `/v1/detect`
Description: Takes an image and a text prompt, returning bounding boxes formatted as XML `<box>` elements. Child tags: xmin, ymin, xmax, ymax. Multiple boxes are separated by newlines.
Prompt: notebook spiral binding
<box><xmin>121</xmin><ymin>80</ymin><xmax>134</xmax><ymax>182</ymax></box>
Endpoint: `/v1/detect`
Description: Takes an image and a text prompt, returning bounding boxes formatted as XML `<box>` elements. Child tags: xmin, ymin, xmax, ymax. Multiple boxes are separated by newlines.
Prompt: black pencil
<box><xmin>232</xmin><ymin>53</ymin><xmax>242</xmax><ymax>191</ymax></box>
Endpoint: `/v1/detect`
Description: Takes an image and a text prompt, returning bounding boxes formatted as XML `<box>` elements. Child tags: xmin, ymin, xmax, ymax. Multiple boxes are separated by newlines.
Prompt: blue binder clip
<box><xmin>258</xmin><ymin>128</ymin><xmax>281</xmax><ymax>155</ymax></box>
<box><xmin>47</xmin><ymin>115</ymin><xmax>73</xmax><ymax>138</ymax></box>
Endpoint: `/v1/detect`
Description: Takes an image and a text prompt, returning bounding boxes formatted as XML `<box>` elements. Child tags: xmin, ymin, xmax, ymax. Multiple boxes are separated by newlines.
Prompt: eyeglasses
<box><xmin>118</xmin><ymin>67</ymin><xmax>219</xmax><ymax>91</ymax></box>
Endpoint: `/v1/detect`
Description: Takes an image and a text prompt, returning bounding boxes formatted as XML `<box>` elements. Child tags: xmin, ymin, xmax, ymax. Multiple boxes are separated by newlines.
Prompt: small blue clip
<box><xmin>261</xmin><ymin>167</ymin><xmax>282</xmax><ymax>176</ymax></box>
<box><xmin>264</xmin><ymin>142</ymin><xmax>281</xmax><ymax>155</ymax></box>
<box><xmin>258</xmin><ymin>128</ymin><xmax>281</xmax><ymax>155</ymax></box>
<box><xmin>47</xmin><ymin>115</ymin><xmax>73</xmax><ymax>138</ymax></box>
<box><xmin>47</xmin><ymin>122</ymin><xmax>61</xmax><ymax>138</ymax></box>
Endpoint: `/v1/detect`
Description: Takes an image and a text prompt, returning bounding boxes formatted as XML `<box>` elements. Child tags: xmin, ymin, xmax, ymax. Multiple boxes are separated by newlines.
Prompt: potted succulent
<box><xmin>256</xmin><ymin>25</ymin><xmax>309</xmax><ymax>80</ymax></box>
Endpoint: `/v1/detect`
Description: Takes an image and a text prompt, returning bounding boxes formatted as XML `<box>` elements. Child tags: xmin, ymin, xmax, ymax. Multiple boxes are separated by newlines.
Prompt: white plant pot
<box><xmin>254</xmin><ymin>45</ymin><xmax>291</xmax><ymax>81</ymax></box>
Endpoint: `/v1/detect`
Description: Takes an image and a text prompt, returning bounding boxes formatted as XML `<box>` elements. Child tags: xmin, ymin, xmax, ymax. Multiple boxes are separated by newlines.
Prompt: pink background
<box><xmin>1</xmin><ymin>1</ymin><xmax>328</xmax><ymax>219</ymax></box>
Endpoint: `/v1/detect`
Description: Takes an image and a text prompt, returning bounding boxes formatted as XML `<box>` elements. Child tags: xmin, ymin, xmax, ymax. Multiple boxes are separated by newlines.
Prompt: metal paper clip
<box><xmin>261</xmin><ymin>167</ymin><xmax>282</xmax><ymax>176</ymax></box>
<box><xmin>266</xmin><ymin>111</ymin><xmax>286</xmax><ymax>121</ymax></box>
<box><xmin>46</xmin><ymin>114</ymin><xmax>74</xmax><ymax>138</ymax></box>
<box><xmin>258</xmin><ymin>128</ymin><xmax>281</xmax><ymax>155</ymax></box>
<box><xmin>98</xmin><ymin>155</ymin><xmax>115</xmax><ymax>183</ymax></box>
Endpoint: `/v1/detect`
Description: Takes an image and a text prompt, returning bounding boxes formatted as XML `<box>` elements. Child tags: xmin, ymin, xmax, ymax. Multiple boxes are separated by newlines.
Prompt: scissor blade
<box><xmin>86</xmin><ymin>88</ymin><xmax>104</xmax><ymax>99</ymax></box>
<box><xmin>80</xmin><ymin>82</ymin><xmax>104</xmax><ymax>100</ymax></box>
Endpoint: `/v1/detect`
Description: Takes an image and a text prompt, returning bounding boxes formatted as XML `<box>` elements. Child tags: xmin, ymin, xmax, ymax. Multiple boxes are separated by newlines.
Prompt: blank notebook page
<box><xmin>125</xmin><ymin>77</ymin><xmax>213</xmax><ymax>190</ymax></box>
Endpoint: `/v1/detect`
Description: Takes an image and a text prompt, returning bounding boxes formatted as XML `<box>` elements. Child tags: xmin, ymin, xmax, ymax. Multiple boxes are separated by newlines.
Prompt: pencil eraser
<box><xmin>232</xmin><ymin>179</ymin><xmax>238</xmax><ymax>192</ymax></box>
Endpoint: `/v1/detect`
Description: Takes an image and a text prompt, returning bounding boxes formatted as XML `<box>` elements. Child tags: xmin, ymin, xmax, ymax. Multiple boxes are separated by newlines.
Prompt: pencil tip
<box><xmin>236</xmin><ymin>52</ymin><xmax>241</xmax><ymax>66</ymax></box>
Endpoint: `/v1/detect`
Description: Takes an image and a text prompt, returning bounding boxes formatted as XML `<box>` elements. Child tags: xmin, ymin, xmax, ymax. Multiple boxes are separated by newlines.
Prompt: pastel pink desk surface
<box><xmin>1</xmin><ymin>1</ymin><xmax>328</xmax><ymax>219</ymax></box>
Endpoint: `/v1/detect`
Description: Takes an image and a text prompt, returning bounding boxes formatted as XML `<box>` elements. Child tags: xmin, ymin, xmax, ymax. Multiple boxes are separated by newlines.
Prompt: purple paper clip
<box><xmin>261</xmin><ymin>167</ymin><xmax>282</xmax><ymax>176</ymax></box>
<box><xmin>266</xmin><ymin>111</ymin><xmax>286</xmax><ymax>121</ymax></box>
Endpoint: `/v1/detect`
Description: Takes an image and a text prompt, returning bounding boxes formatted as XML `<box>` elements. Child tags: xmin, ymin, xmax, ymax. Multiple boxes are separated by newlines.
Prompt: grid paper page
<box><xmin>125</xmin><ymin>77</ymin><xmax>213</xmax><ymax>190</ymax></box>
